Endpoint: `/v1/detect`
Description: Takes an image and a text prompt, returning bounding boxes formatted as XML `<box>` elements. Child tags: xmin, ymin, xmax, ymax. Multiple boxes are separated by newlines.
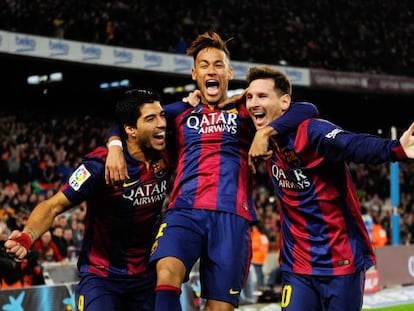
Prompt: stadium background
<box><xmin>1</xmin><ymin>52</ymin><xmax>413</xmax><ymax>135</ymax></box>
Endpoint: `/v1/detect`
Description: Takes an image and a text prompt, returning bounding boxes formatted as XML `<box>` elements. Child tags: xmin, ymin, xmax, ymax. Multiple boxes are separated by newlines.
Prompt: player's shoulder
<box><xmin>83</xmin><ymin>146</ymin><xmax>107</xmax><ymax>163</ymax></box>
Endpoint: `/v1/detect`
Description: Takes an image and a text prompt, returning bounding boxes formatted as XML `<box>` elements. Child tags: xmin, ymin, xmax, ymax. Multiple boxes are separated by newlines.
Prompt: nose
<box><xmin>207</xmin><ymin>64</ymin><xmax>218</xmax><ymax>75</ymax></box>
<box><xmin>158</xmin><ymin>116</ymin><xmax>167</xmax><ymax>128</ymax></box>
<box><xmin>246</xmin><ymin>96</ymin><xmax>257</xmax><ymax>109</ymax></box>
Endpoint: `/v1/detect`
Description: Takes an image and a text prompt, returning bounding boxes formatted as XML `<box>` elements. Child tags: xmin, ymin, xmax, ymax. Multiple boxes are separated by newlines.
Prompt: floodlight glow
<box><xmin>184</xmin><ymin>84</ymin><xmax>196</xmax><ymax>91</ymax></box>
<box><xmin>49</xmin><ymin>72</ymin><xmax>63</xmax><ymax>82</ymax></box>
<box><xmin>27</xmin><ymin>75</ymin><xmax>41</xmax><ymax>85</ymax></box>
<box><xmin>120</xmin><ymin>79</ymin><xmax>130</xmax><ymax>87</ymax></box>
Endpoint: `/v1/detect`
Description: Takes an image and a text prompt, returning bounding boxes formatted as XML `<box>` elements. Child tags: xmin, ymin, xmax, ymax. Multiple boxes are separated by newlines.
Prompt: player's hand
<box><xmin>400</xmin><ymin>121</ymin><xmax>414</xmax><ymax>158</ymax></box>
<box><xmin>105</xmin><ymin>143</ymin><xmax>129</xmax><ymax>185</ymax></box>
<box><xmin>217</xmin><ymin>90</ymin><xmax>246</xmax><ymax>108</ymax></box>
<box><xmin>248</xmin><ymin>129</ymin><xmax>273</xmax><ymax>174</ymax></box>
<box><xmin>4</xmin><ymin>230</ymin><xmax>31</xmax><ymax>261</ymax></box>
<box><xmin>183</xmin><ymin>90</ymin><xmax>201</xmax><ymax>107</ymax></box>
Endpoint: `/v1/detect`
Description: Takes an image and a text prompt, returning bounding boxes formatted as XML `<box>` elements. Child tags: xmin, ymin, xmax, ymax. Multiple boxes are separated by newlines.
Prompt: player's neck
<box><xmin>127</xmin><ymin>142</ymin><xmax>159</xmax><ymax>166</ymax></box>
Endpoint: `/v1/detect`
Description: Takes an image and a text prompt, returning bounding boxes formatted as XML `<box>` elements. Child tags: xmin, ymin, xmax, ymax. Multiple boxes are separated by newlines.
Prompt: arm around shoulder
<box><xmin>269</xmin><ymin>102</ymin><xmax>319</xmax><ymax>135</ymax></box>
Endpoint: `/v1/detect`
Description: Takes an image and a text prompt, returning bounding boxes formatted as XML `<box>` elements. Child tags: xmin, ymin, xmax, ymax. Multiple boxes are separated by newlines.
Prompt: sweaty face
<box><xmin>135</xmin><ymin>102</ymin><xmax>167</xmax><ymax>151</ymax></box>
<box><xmin>246</xmin><ymin>79</ymin><xmax>287</xmax><ymax>130</ymax></box>
<box><xmin>192</xmin><ymin>47</ymin><xmax>233</xmax><ymax>105</ymax></box>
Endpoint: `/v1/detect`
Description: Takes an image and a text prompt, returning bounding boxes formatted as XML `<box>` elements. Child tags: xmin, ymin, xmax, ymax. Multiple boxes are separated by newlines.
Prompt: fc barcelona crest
<box><xmin>152</xmin><ymin>159</ymin><xmax>167</xmax><ymax>178</ymax></box>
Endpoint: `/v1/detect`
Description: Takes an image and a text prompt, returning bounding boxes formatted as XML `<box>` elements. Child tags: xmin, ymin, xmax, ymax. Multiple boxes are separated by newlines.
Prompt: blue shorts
<box><xmin>75</xmin><ymin>272</ymin><xmax>156</xmax><ymax>311</ymax></box>
<box><xmin>149</xmin><ymin>208</ymin><xmax>251</xmax><ymax>307</ymax></box>
<box><xmin>280</xmin><ymin>271</ymin><xmax>365</xmax><ymax>311</ymax></box>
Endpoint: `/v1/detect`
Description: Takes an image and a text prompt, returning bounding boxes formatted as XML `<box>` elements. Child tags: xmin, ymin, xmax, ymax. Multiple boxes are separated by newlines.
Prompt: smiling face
<box><xmin>129</xmin><ymin>102</ymin><xmax>167</xmax><ymax>152</ymax></box>
<box><xmin>191</xmin><ymin>47</ymin><xmax>233</xmax><ymax>105</ymax></box>
<box><xmin>246</xmin><ymin>78</ymin><xmax>291</xmax><ymax>129</ymax></box>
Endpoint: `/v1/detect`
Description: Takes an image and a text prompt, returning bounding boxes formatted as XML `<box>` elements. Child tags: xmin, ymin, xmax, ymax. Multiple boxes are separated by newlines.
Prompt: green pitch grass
<box><xmin>238</xmin><ymin>302</ymin><xmax>414</xmax><ymax>310</ymax></box>
<box><xmin>363</xmin><ymin>303</ymin><xmax>414</xmax><ymax>311</ymax></box>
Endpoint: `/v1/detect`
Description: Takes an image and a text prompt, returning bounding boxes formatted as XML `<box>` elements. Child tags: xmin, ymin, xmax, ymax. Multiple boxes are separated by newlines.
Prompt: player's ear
<box><xmin>281</xmin><ymin>93</ymin><xmax>291</xmax><ymax>110</ymax></box>
<box><xmin>228</xmin><ymin>65</ymin><xmax>234</xmax><ymax>80</ymax></box>
<box><xmin>124</xmin><ymin>124</ymin><xmax>137</xmax><ymax>136</ymax></box>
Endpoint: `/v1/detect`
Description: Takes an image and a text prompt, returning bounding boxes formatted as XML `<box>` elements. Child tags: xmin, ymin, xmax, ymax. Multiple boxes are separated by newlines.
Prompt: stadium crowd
<box><xmin>0</xmin><ymin>0</ymin><xmax>413</xmax><ymax>77</ymax></box>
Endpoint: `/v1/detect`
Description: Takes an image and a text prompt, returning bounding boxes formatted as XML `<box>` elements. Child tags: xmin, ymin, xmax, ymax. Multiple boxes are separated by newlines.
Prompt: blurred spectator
<box><xmin>250</xmin><ymin>222</ymin><xmax>270</xmax><ymax>290</ymax></box>
<box><xmin>62</xmin><ymin>227</ymin><xmax>77</xmax><ymax>261</ymax></box>
<box><xmin>361</xmin><ymin>205</ymin><xmax>374</xmax><ymax>242</ymax></box>
<box><xmin>32</xmin><ymin>230</ymin><xmax>64</xmax><ymax>263</ymax></box>
<box><xmin>1</xmin><ymin>220</ymin><xmax>44</xmax><ymax>288</ymax></box>
<box><xmin>51</xmin><ymin>225</ymin><xmax>66</xmax><ymax>258</ymax></box>
<box><xmin>372</xmin><ymin>215</ymin><xmax>388</xmax><ymax>248</ymax></box>
<box><xmin>0</xmin><ymin>246</ymin><xmax>44</xmax><ymax>289</ymax></box>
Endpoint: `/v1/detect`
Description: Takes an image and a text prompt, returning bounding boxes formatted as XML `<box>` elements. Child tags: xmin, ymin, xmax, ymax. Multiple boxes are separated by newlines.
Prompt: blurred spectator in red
<box><xmin>32</xmin><ymin>230</ymin><xmax>64</xmax><ymax>262</ymax></box>
<box><xmin>51</xmin><ymin>225</ymin><xmax>66</xmax><ymax>258</ymax></box>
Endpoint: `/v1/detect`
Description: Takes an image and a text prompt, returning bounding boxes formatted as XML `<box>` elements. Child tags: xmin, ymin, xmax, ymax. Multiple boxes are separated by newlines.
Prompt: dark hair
<box><xmin>116</xmin><ymin>89</ymin><xmax>161</xmax><ymax>129</ymax></box>
<box><xmin>246</xmin><ymin>66</ymin><xmax>292</xmax><ymax>96</ymax></box>
<box><xmin>186</xmin><ymin>31</ymin><xmax>231</xmax><ymax>60</ymax></box>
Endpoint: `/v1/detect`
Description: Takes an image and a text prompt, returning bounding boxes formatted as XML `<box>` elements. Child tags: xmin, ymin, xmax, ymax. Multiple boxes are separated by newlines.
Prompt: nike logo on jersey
<box><xmin>122</xmin><ymin>179</ymin><xmax>140</xmax><ymax>188</ymax></box>
<box><xmin>229</xmin><ymin>288</ymin><xmax>240</xmax><ymax>295</ymax></box>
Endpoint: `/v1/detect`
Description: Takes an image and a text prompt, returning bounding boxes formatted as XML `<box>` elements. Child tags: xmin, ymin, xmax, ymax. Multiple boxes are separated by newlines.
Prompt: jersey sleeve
<box><xmin>268</xmin><ymin>101</ymin><xmax>319</xmax><ymax>135</ymax></box>
<box><xmin>61</xmin><ymin>156</ymin><xmax>106</xmax><ymax>205</ymax></box>
<box><xmin>296</xmin><ymin>118</ymin><xmax>407</xmax><ymax>163</ymax></box>
<box><xmin>106</xmin><ymin>125</ymin><xmax>125</xmax><ymax>141</ymax></box>
<box><xmin>164</xmin><ymin>100</ymin><xmax>194</xmax><ymax>122</ymax></box>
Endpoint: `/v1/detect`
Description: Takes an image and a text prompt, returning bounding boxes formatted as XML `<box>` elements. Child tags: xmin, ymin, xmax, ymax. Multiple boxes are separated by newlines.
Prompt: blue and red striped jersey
<box><xmin>268</xmin><ymin>118</ymin><xmax>407</xmax><ymax>276</ymax></box>
<box><xmin>106</xmin><ymin>100</ymin><xmax>318</xmax><ymax>223</ymax></box>
<box><xmin>61</xmin><ymin>145</ymin><xmax>171</xmax><ymax>278</ymax></box>
<box><xmin>164</xmin><ymin>101</ymin><xmax>257</xmax><ymax>221</ymax></box>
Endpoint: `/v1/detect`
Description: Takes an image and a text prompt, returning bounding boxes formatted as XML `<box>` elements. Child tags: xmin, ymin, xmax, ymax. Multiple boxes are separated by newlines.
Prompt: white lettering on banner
<box><xmin>123</xmin><ymin>180</ymin><xmax>167</xmax><ymax>206</ymax></box>
<box><xmin>15</xmin><ymin>35</ymin><xmax>36</xmax><ymax>52</ymax></box>
<box><xmin>174</xmin><ymin>56</ymin><xmax>192</xmax><ymax>72</ymax></box>
<box><xmin>49</xmin><ymin>39</ymin><xmax>70</xmax><ymax>56</ymax></box>
<box><xmin>81</xmin><ymin>44</ymin><xmax>101</xmax><ymax>60</ymax></box>
<box><xmin>144</xmin><ymin>53</ymin><xmax>162</xmax><ymax>68</ymax></box>
<box><xmin>232</xmin><ymin>63</ymin><xmax>249</xmax><ymax>80</ymax></box>
<box><xmin>285</xmin><ymin>69</ymin><xmax>302</xmax><ymax>83</ymax></box>
<box><xmin>113</xmin><ymin>48</ymin><xmax>133</xmax><ymax>64</ymax></box>
<box><xmin>2</xmin><ymin>31</ymin><xmax>311</xmax><ymax>85</ymax></box>
<box><xmin>187</xmin><ymin>112</ymin><xmax>238</xmax><ymax>134</ymax></box>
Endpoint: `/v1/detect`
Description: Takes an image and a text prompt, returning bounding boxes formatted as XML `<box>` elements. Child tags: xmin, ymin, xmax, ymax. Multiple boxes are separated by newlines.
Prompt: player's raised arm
<box><xmin>399</xmin><ymin>121</ymin><xmax>414</xmax><ymax>158</ymax></box>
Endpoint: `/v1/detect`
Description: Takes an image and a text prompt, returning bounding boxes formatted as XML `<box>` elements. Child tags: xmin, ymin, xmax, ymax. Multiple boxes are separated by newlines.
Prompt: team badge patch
<box><xmin>69</xmin><ymin>164</ymin><xmax>91</xmax><ymax>191</ymax></box>
<box><xmin>152</xmin><ymin>159</ymin><xmax>167</xmax><ymax>178</ymax></box>
<box><xmin>284</xmin><ymin>151</ymin><xmax>302</xmax><ymax>168</ymax></box>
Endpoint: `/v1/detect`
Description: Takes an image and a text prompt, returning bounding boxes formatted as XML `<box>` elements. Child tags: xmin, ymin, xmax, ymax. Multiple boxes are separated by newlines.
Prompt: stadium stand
<box><xmin>0</xmin><ymin>0</ymin><xmax>413</xmax><ymax>77</ymax></box>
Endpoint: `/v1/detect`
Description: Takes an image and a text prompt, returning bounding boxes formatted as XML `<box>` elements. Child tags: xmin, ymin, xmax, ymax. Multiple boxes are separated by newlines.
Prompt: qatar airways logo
<box><xmin>123</xmin><ymin>180</ymin><xmax>167</xmax><ymax>206</ymax></box>
<box><xmin>271</xmin><ymin>165</ymin><xmax>311</xmax><ymax>190</ymax></box>
<box><xmin>187</xmin><ymin>111</ymin><xmax>237</xmax><ymax>134</ymax></box>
